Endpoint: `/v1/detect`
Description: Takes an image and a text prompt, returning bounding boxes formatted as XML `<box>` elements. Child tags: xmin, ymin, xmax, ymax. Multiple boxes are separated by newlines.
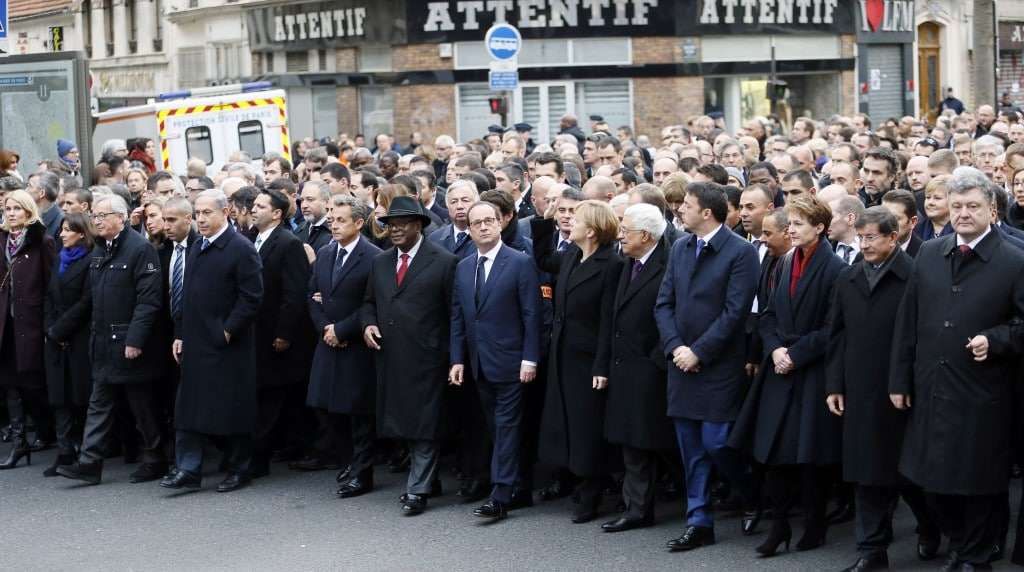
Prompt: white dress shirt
<box><xmin>475</xmin><ymin>242</ymin><xmax>536</xmax><ymax>369</ymax></box>
<box><xmin>396</xmin><ymin>235</ymin><xmax>423</xmax><ymax>273</ymax></box>
<box><xmin>168</xmin><ymin>236</ymin><xmax>190</xmax><ymax>289</ymax></box>
<box><xmin>956</xmin><ymin>226</ymin><xmax>992</xmax><ymax>249</ymax></box>
<box><xmin>254</xmin><ymin>225</ymin><xmax>276</xmax><ymax>253</ymax></box>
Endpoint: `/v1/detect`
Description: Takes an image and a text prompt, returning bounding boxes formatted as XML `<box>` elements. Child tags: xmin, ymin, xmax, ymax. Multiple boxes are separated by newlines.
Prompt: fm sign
<box><xmin>485</xmin><ymin>24</ymin><xmax>521</xmax><ymax>60</ymax></box>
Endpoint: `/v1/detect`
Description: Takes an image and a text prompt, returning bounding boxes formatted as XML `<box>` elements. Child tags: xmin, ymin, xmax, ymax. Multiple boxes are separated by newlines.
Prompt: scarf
<box><xmin>789</xmin><ymin>240</ymin><xmax>819</xmax><ymax>298</ymax></box>
<box><xmin>59</xmin><ymin>245</ymin><xmax>88</xmax><ymax>275</ymax></box>
<box><xmin>5</xmin><ymin>229</ymin><xmax>25</xmax><ymax>261</ymax></box>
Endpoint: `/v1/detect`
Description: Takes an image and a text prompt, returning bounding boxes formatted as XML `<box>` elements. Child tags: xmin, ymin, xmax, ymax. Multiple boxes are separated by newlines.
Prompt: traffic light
<box><xmin>488</xmin><ymin>96</ymin><xmax>507</xmax><ymax>115</ymax></box>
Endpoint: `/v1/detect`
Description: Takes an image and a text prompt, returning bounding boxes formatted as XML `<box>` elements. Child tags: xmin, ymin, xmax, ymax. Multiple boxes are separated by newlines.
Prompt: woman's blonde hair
<box><xmin>2</xmin><ymin>189</ymin><xmax>41</xmax><ymax>231</ymax></box>
<box><xmin>573</xmin><ymin>199</ymin><xmax>620</xmax><ymax>246</ymax></box>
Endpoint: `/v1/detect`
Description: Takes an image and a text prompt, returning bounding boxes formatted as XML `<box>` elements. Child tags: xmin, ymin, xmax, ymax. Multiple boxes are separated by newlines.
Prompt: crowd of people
<box><xmin>2</xmin><ymin>101</ymin><xmax>1024</xmax><ymax>571</ymax></box>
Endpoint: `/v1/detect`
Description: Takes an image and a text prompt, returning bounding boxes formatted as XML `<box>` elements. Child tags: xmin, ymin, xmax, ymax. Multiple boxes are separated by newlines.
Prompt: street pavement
<box><xmin>1</xmin><ymin>449</ymin><xmax>1017</xmax><ymax>571</ymax></box>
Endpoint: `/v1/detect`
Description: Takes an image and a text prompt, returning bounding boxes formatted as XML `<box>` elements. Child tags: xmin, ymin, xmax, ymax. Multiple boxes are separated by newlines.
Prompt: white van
<box><xmin>92</xmin><ymin>82</ymin><xmax>292</xmax><ymax>175</ymax></box>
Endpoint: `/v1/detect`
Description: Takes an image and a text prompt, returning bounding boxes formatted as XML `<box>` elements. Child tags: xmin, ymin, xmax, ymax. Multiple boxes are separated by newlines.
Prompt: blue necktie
<box><xmin>455</xmin><ymin>231</ymin><xmax>468</xmax><ymax>250</ymax></box>
<box><xmin>695</xmin><ymin>238</ymin><xmax>706</xmax><ymax>261</ymax></box>
<box><xmin>200</xmin><ymin>237</ymin><xmax>210</xmax><ymax>251</ymax></box>
<box><xmin>557</xmin><ymin>240</ymin><xmax>569</xmax><ymax>252</ymax></box>
<box><xmin>332</xmin><ymin>246</ymin><xmax>347</xmax><ymax>287</ymax></box>
<box><xmin>171</xmin><ymin>244</ymin><xmax>184</xmax><ymax>317</ymax></box>
<box><xmin>475</xmin><ymin>255</ymin><xmax>487</xmax><ymax>308</ymax></box>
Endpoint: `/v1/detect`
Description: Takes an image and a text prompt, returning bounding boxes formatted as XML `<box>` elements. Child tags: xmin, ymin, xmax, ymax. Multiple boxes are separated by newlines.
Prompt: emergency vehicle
<box><xmin>92</xmin><ymin>82</ymin><xmax>291</xmax><ymax>175</ymax></box>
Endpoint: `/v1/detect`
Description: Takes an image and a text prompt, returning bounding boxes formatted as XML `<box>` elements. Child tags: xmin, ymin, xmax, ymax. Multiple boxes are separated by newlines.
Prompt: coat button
<box><xmin>615</xmin><ymin>359</ymin><xmax>621</xmax><ymax>365</ymax></box>
<box><xmin>939</xmin><ymin>358</ymin><xmax>947</xmax><ymax>365</ymax></box>
<box><xmin>943</xmin><ymin>321</ymin><xmax>953</xmax><ymax>328</ymax></box>
<box><xmin>388</xmin><ymin>320</ymin><xmax>394</xmax><ymax>326</ymax></box>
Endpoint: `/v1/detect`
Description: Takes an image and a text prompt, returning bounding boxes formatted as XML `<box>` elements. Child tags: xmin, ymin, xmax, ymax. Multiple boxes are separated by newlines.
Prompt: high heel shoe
<box><xmin>755</xmin><ymin>520</ymin><xmax>792</xmax><ymax>557</ymax></box>
<box><xmin>795</xmin><ymin>527</ymin><xmax>827</xmax><ymax>551</ymax></box>
<box><xmin>0</xmin><ymin>438</ymin><xmax>32</xmax><ymax>470</ymax></box>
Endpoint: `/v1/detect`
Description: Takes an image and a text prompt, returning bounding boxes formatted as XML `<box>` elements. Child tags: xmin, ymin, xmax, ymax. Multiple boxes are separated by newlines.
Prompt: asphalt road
<box><xmin>1</xmin><ymin>450</ymin><xmax>1016</xmax><ymax>571</ymax></box>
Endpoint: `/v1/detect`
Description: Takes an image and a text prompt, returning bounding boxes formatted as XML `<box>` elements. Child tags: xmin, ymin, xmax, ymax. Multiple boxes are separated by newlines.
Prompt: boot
<box><xmin>0</xmin><ymin>431</ymin><xmax>31</xmax><ymax>470</ymax></box>
<box><xmin>43</xmin><ymin>450</ymin><xmax>76</xmax><ymax>477</ymax></box>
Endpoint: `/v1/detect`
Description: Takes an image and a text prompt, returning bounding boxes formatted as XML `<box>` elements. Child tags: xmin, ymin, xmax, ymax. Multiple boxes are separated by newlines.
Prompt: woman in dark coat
<box><xmin>729</xmin><ymin>195</ymin><xmax>845</xmax><ymax>555</ymax></box>
<box><xmin>0</xmin><ymin>190</ymin><xmax>57</xmax><ymax>469</ymax></box>
<box><xmin>42</xmin><ymin>213</ymin><xmax>94</xmax><ymax>476</ymax></box>
<box><xmin>533</xmin><ymin>200</ymin><xmax>623</xmax><ymax>523</ymax></box>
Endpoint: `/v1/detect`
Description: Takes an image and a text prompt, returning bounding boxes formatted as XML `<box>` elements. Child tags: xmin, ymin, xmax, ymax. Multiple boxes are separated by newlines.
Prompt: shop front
<box><xmin>999</xmin><ymin>20</ymin><xmax>1024</xmax><ymax>109</ymax></box>
<box><xmin>855</xmin><ymin>0</ymin><xmax>916</xmax><ymax>122</ymax></box>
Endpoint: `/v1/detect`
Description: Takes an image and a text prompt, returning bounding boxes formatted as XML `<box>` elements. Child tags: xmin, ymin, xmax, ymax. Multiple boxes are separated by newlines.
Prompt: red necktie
<box><xmin>396</xmin><ymin>253</ymin><xmax>410</xmax><ymax>286</ymax></box>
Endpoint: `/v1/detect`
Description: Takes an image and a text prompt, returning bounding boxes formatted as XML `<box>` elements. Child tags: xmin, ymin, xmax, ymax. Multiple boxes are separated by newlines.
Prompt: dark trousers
<box><xmin>854</xmin><ymin>483</ymin><xmax>939</xmax><ymax>556</ymax></box>
<box><xmin>53</xmin><ymin>405</ymin><xmax>84</xmax><ymax>454</ymax></box>
<box><xmin>79</xmin><ymin>382</ymin><xmax>165</xmax><ymax>466</ymax></box>
<box><xmin>311</xmin><ymin>409</ymin><xmax>343</xmax><ymax>461</ymax></box>
<box><xmin>175</xmin><ymin>430</ymin><xmax>252</xmax><ymax>476</ymax></box>
<box><xmin>476</xmin><ymin>375</ymin><xmax>523</xmax><ymax>504</ymax></box>
<box><xmin>345</xmin><ymin>413</ymin><xmax>375</xmax><ymax>476</ymax></box>
<box><xmin>4</xmin><ymin>386</ymin><xmax>54</xmax><ymax>441</ymax></box>
<box><xmin>406</xmin><ymin>439</ymin><xmax>439</xmax><ymax>495</ymax></box>
<box><xmin>253</xmin><ymin>386</ymin><xmax>288</xmax><ymax>469</ymax></box>
<box><xmin>621</xmin><ymin>446</ymin><xmax>659</xmax><ymax>520</ymax></box>
<box><xmin>673</xmin><ymin>418</ymin><xmax>753</xmax><ymax>528</ymax></box>
<box><xmin>455</xmin><ymin>371</ymin><xmax>491</xmax><ymax>484</ymax></box>
<box><xmin>929</xmin><ymin>492</ymin><xmax>1002</xmax><ymax>565</ymax></box>
<box><xmin>766</xmin><ymin>464</ymin><xmax>832</xmax><ymax>533</ymax></box>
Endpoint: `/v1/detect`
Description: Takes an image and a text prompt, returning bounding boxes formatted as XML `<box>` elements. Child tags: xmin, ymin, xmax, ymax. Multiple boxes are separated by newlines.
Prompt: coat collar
<box><xmin>942</xmin><ymin>226</ymin><xmax>1000</xmax><ymax>263</ymax></box>
<box><xmin>565</xmin><ymin>242</ymin><xmax>614</xmax><ymax>294</ymax></box>
<box><xmin>617</xmin><ymin>237</ymin><xmax>666</xmax><ymax>309</ymax></box>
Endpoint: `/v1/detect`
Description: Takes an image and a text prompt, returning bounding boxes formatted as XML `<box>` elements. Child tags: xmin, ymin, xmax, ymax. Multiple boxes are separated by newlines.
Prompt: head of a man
<box><xmin>739</xmin><ymin>184</ymin><xmax>774</xmax><ymax>237</ymax></box>
<box><xmin>827</xmin><ymin>195</ymin><xmax>865</xmax><ymax>244</ymax></box>
<box><xmin>947</xmin><ymin>167</ymin><xmax>995</xmax><ymax>243</ymax></box>
<box><xmin>300</xmin><ymin>181</ymin><xmax>331</xmax><ymax>223</ymax></box>
<box><xmin>618</xmin><ymin>203</ymin><xmax>665</xmax><ymax>258</ymax></box>
<box><xmin>680</xmin><ymin>182</ymin><xmax>727</xmax><ymax>236</ymax></box>
<box><xmin>905</xmin><ymin>155</ymin><xmax>931</xmax><ymax>193</ymax></box>
<box><xmin>761</xmin><ymin>209</ymin><xmax>792</xmax><ymax>257</ymax></box>
<box><xmin>194</xmin><ymin>190</ymin><xmax>230</xmax><ymax>238</ymax></box>
<box><xmin>162</xmin><ymin>197</ymin><xmax>194</xmax><ymax>243</ymax></box>
<box><xmin>446</xmin><ymin>180</ymin><xmax>479</xmax><ymax>229</ymax></box>
<box><xmin>855</xmin><ymin>207</ymin><xmax>900</xmax><ymax>266</ymax></box>
<box><xmin>860</xmin><ymin>148</ymin><xmax>897</xmax><ymax>197</ymax></box>
<box><xmin>881</xmin><ymin>189</ymin><xmax>919</xmax><ymax>245</ymax></box>
<box><xmin>329</xmin><ymin>195</ymin><xmax>369</xmax><ymax>245</ymax></box>
<box><xmin>467</xmin><ymin>201</ymin><xmax>502</xmax><ymax>252</ymax></box>
<box><xmin>92</xmin><ymin>195</ymin><xmax>128</xmax><ymax>241</ymax></box>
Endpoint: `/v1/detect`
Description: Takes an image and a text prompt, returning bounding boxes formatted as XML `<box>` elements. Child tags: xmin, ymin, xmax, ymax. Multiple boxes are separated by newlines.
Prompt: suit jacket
<box><xmin>428</xmin><ymin>223</ymin><xmax>477</xmax><ymax>260</ymax></box>
<box><xmin>307</xmin><ymin>237</ymin><xmax>380</xmax><ymax>414</ymax></box>
<box><xmin>450</xmin><ymin>244</ymin><xmax>541</xmax><ymax>382</ymax></box>
<box><xmin>297</xmin><ymin>218</ymin><xmax>332</xmax><ymax>254</ymax></box>
<box><xmin>253</xmin><ymin>225</ymin><xmax>312</xmax><ymax>388</ymax></box>
<box><xmin>517</xmin><ymin>189</ymin><xmax>537</xmax><ymax>219</ymax></box>
<box><xmin>905</xmin><ymin>233</ymin><xmax>923</xmax><ymax>258</ymax></box>
<box><xmin>428</xmin><ymin>201</ymin><xmax>450</xmax><ymax>223</ymax></box>
<box><xmin>175</xmin><ymin>225</ymin><xmax>263</xmax><ymax>435</ymax></box>
<box><xmin>655</xmin><ymin>227</ymin><xmax>759</xmax><ymax>421</ymax></box>
<box><xmin>360</xmin><ymin>236</ymin><xmax>457</xmax><ymax>440</ymax></box>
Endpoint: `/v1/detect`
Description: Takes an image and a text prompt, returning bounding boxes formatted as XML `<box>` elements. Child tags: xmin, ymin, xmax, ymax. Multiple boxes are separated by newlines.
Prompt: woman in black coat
<box><xmin>729</xmin><ymin>196</ymin><xmax>845</xmax><ymax>555</ymax></box>
<box><xmin>42</xmin><ymin>213</ymin><xmax>94</xmax><ymax>476</ymax></box>
<box><xmin>533</xmin><ymin>200</ymin><xmax>623</xmax><ymax>523</ymax></box>
<box><xmin>0</xmin><ymin>190</ymin><xmax>57</xmax><ymax>469</ymax></box>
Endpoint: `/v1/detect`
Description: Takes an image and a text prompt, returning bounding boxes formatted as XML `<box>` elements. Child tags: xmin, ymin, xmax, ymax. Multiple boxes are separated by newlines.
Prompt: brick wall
<box><xmin>632</xmin><ymin>37</ymin><xmax>685</xmax><ymax>64</ymax></box>
<box><xmin>335</xmin><ymin>48</ymin><xmax>356</xmax><ymax>72</ymax></box>
<box><xmin>335</xmin><ymin>86</ymin><xmax>359</xmax><ymax>136</ymax></box>
<box><xmin>393</xmin><ymin>84</ymin><xmax>456</xmax><ymax>142</ymax></box>
<box><xmin>633</xmin><ymin>76</ymin><xmax>704</xmax><ymax>140</ymax></box>
<box><xmin>393</xmin><ymin>44</ymin><xmax>453</xmax><ymax>71</ymax></box>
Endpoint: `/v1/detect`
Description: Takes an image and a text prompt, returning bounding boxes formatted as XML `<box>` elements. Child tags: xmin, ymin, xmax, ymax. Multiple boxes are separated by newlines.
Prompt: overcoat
<box><xmin>44</xmin><ymin>253</ymin><xmax>92</xmax><ymax>406</ymax></box>
<box><xmin>307</xmin><ymin>237</ymin><xmax>380</xmax><ymax>415</ymax></box>
<box><xmin>533</xmin><ymin>217</ymin><xmax>622</xmax><ymax>476</ymax></box>
<box><xmin>654</xmin><ymin>228</ymin><xmax>759</xmax><ymax>421</ymax></box>
<box><xmin>729</xmin><ymin>236</ymin><xmax>845</xmax><ymax>466</ymax></box>
<box><xmin>603</xmin><ymin>237</ymin><xmax>675</xmax><ymax>451</ymax></box>
<box><xmin>0</xmin><ymin>222</ymin><xmax>55</xmax><ymax>385</ymax></box>
<box><xmin>87</xmin><ymin>226</ymin><xmax>163</xmax><ymax>385</ymax></box>
<box><xmin>826</xmin><ymin>249</ymin><xmax>913</xmax><ymax>486</ymax></box>
<box><xmin>889</xmin><ymin>231</ymin><xmax>1024</xmax><ymax>495</ymax></box>
<box><xmin>175</xmin><ymin>225</ymin><xmax>263</xmax><ymax>435</ymax></box>
<box><xmin>360</xmin><ymin>236</ymin><xmax>457</xmax><ymax>440</ymax></box>
<box><xmin>253</xmin><ymin>225</ymin><xmax>313</xmax><ymax>388</ymax></box>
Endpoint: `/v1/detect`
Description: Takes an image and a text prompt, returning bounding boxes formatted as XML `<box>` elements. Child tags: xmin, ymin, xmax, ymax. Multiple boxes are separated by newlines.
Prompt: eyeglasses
<box><xmin>857</xmin><ymin>234</ymin><xmax>892</xmax><ymax>243</ymax></box>
<box><xmin>469</xmin><ymin>217</ymin><xmax>498</xmax><ymax>229</ymax></box>
<box><xmin>618</xmin><ymin>226</ymin><xmax>645</xmax><ymax>235</ymax></box>
<box><xmin>91</xmin><ymin>212</ymin><xmax>118</xmax><ymax>221</ymax></box>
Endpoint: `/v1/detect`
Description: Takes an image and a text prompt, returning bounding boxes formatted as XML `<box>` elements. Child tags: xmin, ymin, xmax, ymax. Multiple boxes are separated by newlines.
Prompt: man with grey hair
<box><xmin>297</xmin><ymin>180</ymin><xmax>332</xmax><ymax>254</ymax></box>
<box><xmin>973</xmin><ymin>136</ymin><xmax>1004</xmax><ymax>181</ymax></box>
<box><xmin>828</xmin><ymin>196</ymin><xmax>866</xmax><ymax>264</ymax></box>
<box><xmin>27</xmin><ymin>170</ymin><xmax>63</xmax><ymax>239</ymax></box>
<box><xmin>890</xmin><ymin>165</ymin><xmax>1024</xmax><ymax>570</ymax></box>
<box><xmin>58</xmin><ymin>193</ymin><xmax>168</xmax><ymax>485</ymax></box>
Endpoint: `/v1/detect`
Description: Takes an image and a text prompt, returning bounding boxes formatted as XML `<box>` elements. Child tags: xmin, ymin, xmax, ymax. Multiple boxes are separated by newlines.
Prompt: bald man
<box><xmin>582</xmin><ymin>176</ymin><xmax>616</xmax><ymax>202</ymax></box>
<box><xmin>905</xmin><ymin>156</ymin><xmax>931</xmax><ymax>194</ymax></box>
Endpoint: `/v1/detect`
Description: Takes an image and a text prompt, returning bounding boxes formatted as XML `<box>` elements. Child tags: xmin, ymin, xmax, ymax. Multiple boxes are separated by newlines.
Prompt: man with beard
<box><xmin>859</xmin><ymin>148</ymin><xmax>898</xmax><ymax>208</ymax></box>
<box><xmin>297</xmin><ymin>181</ymin><xmax>332</xmax><ymax>254</ymax></box>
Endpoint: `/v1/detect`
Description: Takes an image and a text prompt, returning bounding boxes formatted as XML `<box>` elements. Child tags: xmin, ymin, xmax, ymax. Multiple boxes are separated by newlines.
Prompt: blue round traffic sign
<box><xmin>485</xmin><ymin>24</ymin><xmax>521</xmax><ymax>61</ymax></box>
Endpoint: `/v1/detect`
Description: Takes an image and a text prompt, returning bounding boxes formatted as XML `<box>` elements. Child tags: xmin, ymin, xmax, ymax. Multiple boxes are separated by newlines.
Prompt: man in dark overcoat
<box><xmin>308</xmin><ymin>195</ymin><xmax>380</xmax><ymax>498</ymax></box>
<box><xmin>601</xmin><ymin>203</ymin><xmax>676</xmax><ymax>533</ymax></box>
<box><xmin>889</xmin><ymin>167</ymin><xmax>1024</xmax><ymax>570</ymax></box>
<box><xmin>825</xmin><ymin>207</ymin><xmax>940</xmax><ymax>571</ymax></box>
<box><xmin>361</xmin><ymin>196</ymin><xmax>457</xmax><ymax>516</ymax></box>
<box><xmin>58</xmin><ymin>194</ymin><xmax>168</xmax><ymax>485</ymax></box>
<box><xmin>161</xmin><ymin>189</ymin><xmax>263</xmax><ymax>493</ymax></box>
<box><xmin>248</xmin><ymin>189</ymin><xmax>312</xmax><ymax>478</ymax></box>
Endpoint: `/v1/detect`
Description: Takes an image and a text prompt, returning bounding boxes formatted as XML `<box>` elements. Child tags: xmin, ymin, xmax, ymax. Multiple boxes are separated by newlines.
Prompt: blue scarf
<box><xmin>59</xmin><ymin>245</ymin><xmax>88</xmax><ymax>275</ymax></box>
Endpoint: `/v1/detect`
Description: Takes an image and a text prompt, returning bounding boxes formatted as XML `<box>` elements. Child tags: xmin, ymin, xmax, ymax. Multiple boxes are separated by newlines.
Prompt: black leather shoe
<box><xmin>741</xmin><ymin>507</ymin><xmax>762</xmax><ymax>536</ymax></box>
<box><xmin>507</xmin><ymin>488</ymin><xmax>534</xmax><ymax>510</ymax></box>
<box><xmin>473</xmin><ymin>499</ymin><xmax>507</xmax><ymax>520</ymax></box>
<box><xmin>917</xmin><ymin>534</ymin><xmax>940</xmax><ymax>561</ymax></box>
<box><xmin>401</xmin><ymin>493</ymin><xmax>427</xmax><ymax>516</ymax></box>
<box><xmin>601</xmin><ymin>516</ymin><xmax>653</xmax><ymax>533</ymax></box>
<box><xmin>216</xmin><ymin>473</ymin><xmax>251</xmax><ymax>493</ymax></box>
<box><xmin>336</xmin><ymin>475</ymin><xmax>373</xmax><ymax>498</ymax></box>
<box><xmin>129</xmin><ymin>462</ymin><xmax>168</xmax><ymax>483</ymax></box>
<box><xmin>538</xmin><ymin>479</ymin><xmax>573</xmax><ymax>501</ymax></box>
<box><xmin>667</xmin><ymin>526</ymin><xmax>716</xmax><ymax>551</ymax></box>
<box><xmin>840</xmin><ymin>552</ymin><xmax>889</xmax><ymax>571</ymax></box>
<box><xmin>335</xmin><ymin>464</ymin><xmax>353</xmax><ymax>483</ymax></box>
<box><xmin>56</xmin><ymin>461</ymin><xmax>101</xmax><ymax>485</ymax></box>
<box><xmin>159</xmin><ymin>470</ymin><xmax>201</xmax><ymax>489</ymax></box>
<box><xmin>457</xmin><ymin>479</ymin><xmax>490</xmax><ymax>503</ymax></box>
<box><xmin>288</xmin><ymin>456</ymin><xmax>339</xmax><ymax>471</ymax></box>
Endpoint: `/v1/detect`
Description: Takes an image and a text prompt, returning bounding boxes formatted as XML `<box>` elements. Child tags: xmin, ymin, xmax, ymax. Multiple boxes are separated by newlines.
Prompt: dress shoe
<box><xmin>216</xmin><ymin>473</ymin><xmax>251</xmax><ymax>493</ymax></box>
<box><xmin>840</xmin><ymin>552</ymin><xmax>889</xmax><ymax>571</ymax></box>
<box><xmin>741</xmin><ymin>508</ymin><xmax>762</xmax><ymax>536</ymax></box>
<box><xmin>129</xmin><ymin>462</ymin><xmax>168</xmax><ymax>483</ymax></box>
<box><xmin>56</xmin><ymin>461</ymin><xmax>101</xmax><ymax>484</ymax></box>
<box><xmin>667</xmin><ymin>525</ymin><xmax>716</xmax><ymax>551</ymax></box>
<box><xmin>43</xmin><ymin>451</ymin><xmax>76</xmax><ymax>477</ymax></box>
<box><xmin>538</xmin><ymin>479</ymin><xmax>573</xmax><ymax>501</ymax></box>
<box><xmin>601</xmin><ymin>516</ymin><xmax>653</xmax><ymax>533</ymax></box>
<box><xmin>0</xmin><ymin>435</ymin><xmax>32</xmax><ymax>470</ymax></box>
<box><xmin>507</xmin><ymin>488</ymin><xmax>534</xmax><ymax>510</ymax></box>
<box><xmin>336</xmin><ymin>475</ymin><xmax>373</xmax><ymax>498</ymax></box>
<box><xmin>288</xmin><ymin>456</ymin><xmax>339</xmax><ymax>471</ymax></box>
<box><xmin>827</xmin><ymin>500</ymin><xmax>855</xmax><ymax>525</ymax></box>
<box><xmin>159</xmin><ymin>470</ymin><xmax>201</xmax><ymax>489</ymax></box>
<box><xmin>473</xmin><ymin>499</ymin><xmax>507</xmax><ymax>520</ymax></box>
<box><xmin>335</xmin><ymin>465</ymin><xmax>353</xmax><ymax>483</ymax></box>
<box><xmin>457</xmin><ymin>479</ymin><xmax>489</xmax><ymax>503</ymax></box>
<box><xmin>29</xmin><ymin>438</ymin><xmax>55</xmax><ymax>453</ymax></box>
<box><xmin>917</xmin><ymin>534</ymin><xmax>940</xmax><ymax>561</ymax></box>
<box><xmin>401</xmin><ymin>493</ymin><xmax>427</xmax><ymax>516</ymax></box>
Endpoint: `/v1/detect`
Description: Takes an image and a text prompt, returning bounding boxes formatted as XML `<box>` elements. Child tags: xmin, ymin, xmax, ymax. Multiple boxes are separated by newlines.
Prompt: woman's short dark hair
<box><xmin>62</xmin><ymin>211</ymin><xmax>96</xmax><ymax>250</ymax></box>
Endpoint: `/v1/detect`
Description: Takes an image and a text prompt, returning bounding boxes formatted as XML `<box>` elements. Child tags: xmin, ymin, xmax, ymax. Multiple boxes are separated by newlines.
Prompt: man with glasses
<box><xmin>448</xmin><ymin>201</ymin><xmax>540</xmax><ymax>521</ymax></box>
<box><xmin>59</xmin><ymin>195</ymin><xmax>168</xmax><ymax>485</ymax></box>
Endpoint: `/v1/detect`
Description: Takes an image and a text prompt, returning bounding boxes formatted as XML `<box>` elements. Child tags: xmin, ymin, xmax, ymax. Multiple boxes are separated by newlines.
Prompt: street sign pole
<box><xmin>484</xmin><ymin>23</ymin><xmax>521</xmax><ymax>128</ymax></box>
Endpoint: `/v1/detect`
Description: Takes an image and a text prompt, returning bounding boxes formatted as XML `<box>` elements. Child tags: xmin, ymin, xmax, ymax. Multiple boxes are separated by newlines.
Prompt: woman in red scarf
<box><xmin>729</xmin><ymin>195</ymin><xmax>846</xmax><ymax>557</ymax></box>
<box><xmin>127</xmin><ymin>138</ymin><xmax>156</xmax><ymax>174</ymax></box>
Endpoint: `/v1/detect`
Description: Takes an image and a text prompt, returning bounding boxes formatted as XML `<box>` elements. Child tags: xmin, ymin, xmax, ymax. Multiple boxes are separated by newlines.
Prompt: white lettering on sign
<box><xmin>274</xmin><ymin>6</ymin><xmax>366</xmax><ymax>41</ymax></box>
<box><xmin>858</xmin><ymin>0</ymin><xmax>913</xmax><ymax>33</ymax></box>
<box><xmin>700</xmin><ymin>0</ymin><xmax>837</xmax><ymax>25</ymax></box>
<box><xmin>424</xmin><ymin>0</ymin><xmax>659</xmax><ymax>31</ymax></box>
<box><xmin>1014</xmin><ymin>25</ymin><xmax>1024</xmax><ymax>44</ymax></box>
